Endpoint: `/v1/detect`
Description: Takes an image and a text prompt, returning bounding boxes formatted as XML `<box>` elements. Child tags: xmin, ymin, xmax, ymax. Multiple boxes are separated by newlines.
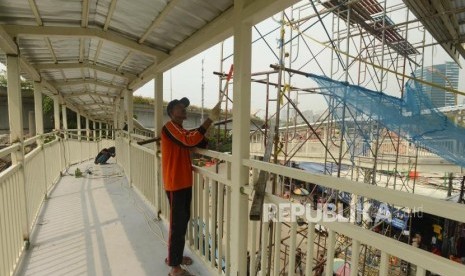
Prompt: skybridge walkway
<box><xmin>2</xmin><ymin>131</ymin><xmax>465</xmax><ymax>276</ymax></box>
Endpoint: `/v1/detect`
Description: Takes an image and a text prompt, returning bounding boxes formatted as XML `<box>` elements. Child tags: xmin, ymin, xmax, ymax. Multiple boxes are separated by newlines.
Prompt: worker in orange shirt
<box><xmin>162</xmin><ymin>97</ymin><xmax>220</xmax><ymax>276</ymax></box>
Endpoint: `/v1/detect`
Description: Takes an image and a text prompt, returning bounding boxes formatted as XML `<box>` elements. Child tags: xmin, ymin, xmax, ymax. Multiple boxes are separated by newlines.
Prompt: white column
<box><xmin>77</xmin><ymin>112</ymin><xmax>82</xmax><ymax>162</ymax></box>
<box><xmin>126</xmin><ymin>90</ymin><xmax>134</xmax><ymax>133</ymax></box>
<box><xmin>125</xmin><ymin>89</ymin><xmax>133</xmax><ymax>186</ymax></box>
<box><xmin>62</xmin><ymin>104</ymin><xmax>68</xmax><ymax>139</ymax></box>
<box><xmin>86</xmin><ymin>117</ymin><xmax>90</xmax><ymax>141</ymax></box>
<box><xmin>113</xmin><ymin>98</ymin><xmax>119</xmax><ymax>139</ymax></box>
<box><xmin>77</xmin><ymin>112</ymin><xmax>81</xmax><ymax>141</ymax></box>
<box><xmin>230</xmin><ymin>1</ymin><xmax>251</xmax><ymax>274</ymax></box>
<box><xmin>119</xmin><ymin>96</ymin><xmax>125</xmax><ymax>130</ymax></box>
<box><xmin>53</xmin><ymin>96</ymin><xmax>60</xmax><ymax>131</ymax></box>
<box><xmin>28</xmin><ymin>111</ymin><xmax>35</xmax><ymax>136</ymax></box>
<box><xmin>93</xmin><ymin>121</ymin><xmax>97</xmax><ymax>139</ymax></box>
<box><xmin>7</xmin><ymin>55</ymin><xmax>24</xmax><ymax>155</ymax></box>
<box><xmin>7</xmin><ymin>54</ymin><xmax>30</xmax><ymax>238</ymax></box>
<box><xmin>33</xmin><ymin>82</ymin><xmax>44</xmax><ymax>135</ymax></box>
<box><xmin>154</xmin><ymin>73</ymin><xmax>164</xmax><ymax>214</ymax></box>
<box><xmin>99</xmin><ymin>122</ymin><xmax>103</xmax><ymax>138</ymax></box>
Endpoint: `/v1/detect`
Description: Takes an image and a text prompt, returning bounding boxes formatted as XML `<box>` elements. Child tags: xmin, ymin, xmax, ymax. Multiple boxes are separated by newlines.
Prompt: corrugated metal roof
<box><xmin>403</xmin><ymin>0</ymin><xmax>465</xmax><ymax>66</ymax></box>
<box><xmin>0</xmin><ymin>0</ymin><xmax>234</xmax><ymax>122</ymax></box>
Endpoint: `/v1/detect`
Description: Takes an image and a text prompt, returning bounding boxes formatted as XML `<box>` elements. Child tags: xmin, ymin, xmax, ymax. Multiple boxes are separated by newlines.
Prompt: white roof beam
<box><xmin>27</xmin><ymin>0</ymin><xmax>43</xmax><ymax>26</ymax></box>
<box><xmin>79</xmin><ymin>38</ymin><xmax>85</xmax><ymax>62</ymax></box>
<box><xmin>83</xmin><ymin>103</ymin><xmax>114</xmax><ymax>108</ymax></box>
<box><xmin>138</xmin><ymin>0</ymin><xmax>181</xmax><ymax>43</ymax></box>
<box><xmin>52</xmin><ymin>79</ymin><xmax>122</xmax><ymax>90</ymax></box>
<box><xmin>243</xmin><ymin>0</ymin><xmax>299</xmax><ymax>26</ymax></box>
<box><xmin>64</xmin><ymin>92</ymin><xmax>117</xmax><ymax>99</ymax></box>
<box><xmin>3</xmin><ymin>25</ymin><xmax>169</xmax><ymax>61</ymax></box>
<box><xmin>81</xmin><ymin>0</ymin><xmax>90</xmax><ymax>28</ymax></box>
<box><xmin>35</xmin><ymin>62</ymin><xmax>136</xmax><ymax>81</ymax></box>
<box><xmin>93</xmin><ymin>39</ymin><xmax>103</xmax><ymax>62</ymax></box>
<box><xmin>129</xmin><ymin>0</ymin><xmax>298</xmax><ymax>90</ymax></box>
<box><xmin>0</xmin><ymin>25</ymin><xmax>18</xmax><ymax>54</ymax></box>
<box><xmin>103</xmin><ymin>0</ymin><xmax>118</xmax><ymax>31</ymax></box>
<box><xmin>44</xmin><ymin>38</ymin><xmax>58</xmax><ymax>63</ymax></box>
<box><xmin>117</xmin><ymin>52</ymin><xmax>132</xmax><ymax>72</ymax></box>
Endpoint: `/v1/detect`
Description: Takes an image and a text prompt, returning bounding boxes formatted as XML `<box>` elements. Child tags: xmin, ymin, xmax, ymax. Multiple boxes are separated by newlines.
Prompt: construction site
<box><xmin>210</xmin><ymin>0</ymin><xmax>465</xmax><ymax>275</ymax></box>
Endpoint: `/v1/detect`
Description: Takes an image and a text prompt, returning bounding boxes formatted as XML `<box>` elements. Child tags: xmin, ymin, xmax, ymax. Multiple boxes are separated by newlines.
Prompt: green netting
<box><xmin>308</xmin><ymin>73</ymin><xmax>465</xmax><ymax>168</ymax></box>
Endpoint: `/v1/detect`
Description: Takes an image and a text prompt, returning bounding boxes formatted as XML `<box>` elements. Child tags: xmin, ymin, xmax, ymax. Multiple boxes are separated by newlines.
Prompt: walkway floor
<box><xmin>17</xmin><ymin>160</ymin><xmax>212</xmax><ymax>276</ymax></box>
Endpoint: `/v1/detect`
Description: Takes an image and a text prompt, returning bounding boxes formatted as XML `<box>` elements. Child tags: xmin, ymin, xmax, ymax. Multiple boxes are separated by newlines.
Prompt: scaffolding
<box><xmin>210</xmin><ymin>0</ymin><xmax>464</xmax><ymax>275</ymax></box>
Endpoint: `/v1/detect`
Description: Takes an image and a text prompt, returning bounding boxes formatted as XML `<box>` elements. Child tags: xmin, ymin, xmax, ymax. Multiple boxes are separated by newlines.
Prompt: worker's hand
<box><xmin>208</xmin><ymin>102</ymin><xmax>221</xmax><ymax>122</ymax></box>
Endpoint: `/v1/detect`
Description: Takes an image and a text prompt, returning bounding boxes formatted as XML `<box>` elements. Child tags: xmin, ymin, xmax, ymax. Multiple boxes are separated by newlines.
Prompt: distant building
<box><xmin>414</xmin><ymin>61</ymin><xmax>459</xmax><ymax>108</ymax></box>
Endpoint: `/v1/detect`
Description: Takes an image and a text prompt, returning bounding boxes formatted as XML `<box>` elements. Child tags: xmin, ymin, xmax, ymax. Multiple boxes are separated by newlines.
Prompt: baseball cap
<box><xmin>167</xmin><ymin>97</ymin><xmax>190</xmax><ymax>117</ymax></box>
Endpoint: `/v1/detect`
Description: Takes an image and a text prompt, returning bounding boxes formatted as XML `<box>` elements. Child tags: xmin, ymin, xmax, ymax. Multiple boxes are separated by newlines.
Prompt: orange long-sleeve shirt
<box><xmin>161</xmin><ymin>121</ymin><xmax>206</xmax><ymax>191</ymax></box>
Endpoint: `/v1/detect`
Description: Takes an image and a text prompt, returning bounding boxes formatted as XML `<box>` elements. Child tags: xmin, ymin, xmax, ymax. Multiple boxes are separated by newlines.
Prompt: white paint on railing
<box><xmin>217</xmin><ymin>182</ymin><xmax>225</xmax><ymax>275</ymax></box>
<box><xmin>350</xmin><ymin>240</ymin><xmax>360</xmax><ymax>276</ymax></box>
<box><xmin>249</xmin><ymin>220</ymin><xmax>258</xmax><ymax>276</ymax></box>
<box><xmin>379</xmin><ymin>251</ymin><xmax>389</xmax><ymax>276</ymax></box>
<box><xmin>325</xmin><ymin>230</ymin><xmax>335</xmax><ymax>276</ymax></box>
<box><xmin>260</xmin><ymin>218</ymin><xmax>270</xmax><ymax>275</ymax></box>
<box><xmin>305</xmin><ymin>222</ymin><xmax>316</xmax><ymax>275</ymax></box>
<box><xmin>242</xmin><ymin>159</ymin><xmax>465</xmax><ymax>223</ymax></box>
<box><xmin>273</xmin><ymin>216</ymin><xmax>282</xmax><ymax>275</ymax></box>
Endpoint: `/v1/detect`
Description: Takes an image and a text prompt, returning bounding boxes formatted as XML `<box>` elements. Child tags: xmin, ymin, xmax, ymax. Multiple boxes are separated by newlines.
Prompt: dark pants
<box><xmin>96</xmin><ymin>153</ymin><xmax>111</xmax><ymax>164</ymax></box>
<box><xmin>166</xmin><ymin>187</ymin><xmax>192</xmax><ymax>267</ymax></box>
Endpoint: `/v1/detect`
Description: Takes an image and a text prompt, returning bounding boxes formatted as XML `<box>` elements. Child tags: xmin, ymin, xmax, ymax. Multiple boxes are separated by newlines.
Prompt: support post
<box><xmin>125</xmin><ymin>89</ymin><xmax>133</xmax><ymax>186</ymax></box>
<box><xmin>230</xmin><ymin>1</ymin><xmax>251</xmax><ymax>273</ymax></box>
<box><xmin>126</xmin><ymin>90</ymin><xmax>134</xmax><ymax>133</ymax></box>
<box><xmin>77</xmin><ymin>112</ymin><xmax>81</xmax><ymax>141</ymax></box>
<box><xmin>93</xmin><ymin>121</ymin><xmax>97</xmax><ymax>140</ymax></box>
<box><xmin>61</xmin><ymin>104</ymin><xmax>68</xmax><ymax>167</ymax></box>
<box><xmin>119</xmin><ymin>96</ymin><xmax>125</xmax><ymax>130</ymax></box>
<box><xmin>53</xmin><ymin>96</ymin><xmax>60</xmax><ymax>131</ymax></box>
<box><xmin>7</xmin><ymin>54</ymin><xmax>30</xmax><ymax>240</ymax></box>
<box><xmin>61</xmin><ymin>104</ymin><xmax>68</xmax><ymax>139</ymax></box>
<box><xmin>154</xmin><ymin>73</ymin><xmax>163</xmax><ymax>215</ymax></box>
<box><xmin>77</xmin><ymin>112</ymin><xmax>81</xmax><ymax>161</ymax></box>
<box><xmin>99</xmin><ymin>121</ymin><xmax>103</xmax><ymax>138</ymax></box>
<box><xmin>28</xmin><ymin>111</ymin><xmax>35</xmax><ymax>136</ymax></box>
<box><xmin>33</xmin><ymin>82</ymin><xmax>44</xmax><ymax>136</ymax></box>
<box><xmin>86</xmin><ymin>117</ymin><xmax>90</xmax><ymax>141</ymax></box>
<box><xmin>113</xmin><ymin>99</ymin><xmax>119</xmax><ymax>139</ymax></box>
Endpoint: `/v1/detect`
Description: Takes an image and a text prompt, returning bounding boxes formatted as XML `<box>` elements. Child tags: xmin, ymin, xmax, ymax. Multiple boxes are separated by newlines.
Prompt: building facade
<box><xmin>414</xmin><ymin>61</ymin><xmax>459</xmax><ymax>108</ymax></box>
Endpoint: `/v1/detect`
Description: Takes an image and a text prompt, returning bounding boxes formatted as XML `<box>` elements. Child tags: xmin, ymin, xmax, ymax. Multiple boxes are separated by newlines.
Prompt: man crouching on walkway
<box><xmin>162</xmin><ymin>97</ymin><xmax>220</xmax><ymax>276</ymax></box>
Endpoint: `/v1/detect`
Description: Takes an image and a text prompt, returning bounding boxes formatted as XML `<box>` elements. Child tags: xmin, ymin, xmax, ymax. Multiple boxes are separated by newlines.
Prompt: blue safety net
<box><xmin>307</xmin><ymin>73</ymin><xmax>465</xmax><ymax>168</ymax></box>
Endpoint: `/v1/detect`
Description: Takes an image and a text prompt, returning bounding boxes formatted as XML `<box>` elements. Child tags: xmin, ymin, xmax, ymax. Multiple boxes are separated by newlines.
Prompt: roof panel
<box><xmin>104</xmin><ymin>0</ymin><xmax>168</xmax><ymax>42</ymax></box>
<box><xmin>0</xmin><ymin>0</ymin><xmax>36</xmax><ymax>25</ymax></box>
<box><xmin>123</xmin><ymin>52</ymin><xmax>157</xmax><ymax>74</ymax></box>
<box><xmin>36</xmin><ymin>0</ymin><xmax>82</xmax><ymax>26</ymax></box>
<box><xmin>18</xmin><ymin>38</ymin><xmax>52</xmax><ymax>64</ymax></box>
<box><xmin>49</xmin><ymin>37</ymin><xmax>80</xmax><ymax>62</ymax></box>
<box><xmin>0</xmin><ymin>0</ymin><xmax>244</xmax><ymax>123</ymax></box>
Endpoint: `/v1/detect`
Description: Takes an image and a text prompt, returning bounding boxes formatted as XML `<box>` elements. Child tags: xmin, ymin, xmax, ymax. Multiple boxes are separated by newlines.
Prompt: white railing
<box><xmin>189</xmin><ymin>149</ymin><xmax>233</xmax><ymax>275</ymax></box>
<box><xmin>113</xmin><ymin>134</ymin><xmax>465</xmax><ymax>275</ymax></box>
<box><xmin>115</xmin><ymin>135</ymin><xmax>234</xmax><ymax>275</ymax></box>
<box><xmin>3</xmin><ymin>131</ymin><xmax>457</xmax><ymax>276</ymax></box>
<box><xmin>130</xmin><ymin>142</ymin><xmax>156</xmax><ymax>204</ymax></box>
<box><xmin>241</xmin><ymin>159</ymin><xmax>465</xmax><ymax>276</ymax></box>
<box><xmin>0</xmin><ymin>130</ymin><xmax>111</xmax><ymax>276</ymax></box>
<box><xmin>0</xmin><ymin>154</ymin><xmax>26</xmax><ymax>276</ymax></box>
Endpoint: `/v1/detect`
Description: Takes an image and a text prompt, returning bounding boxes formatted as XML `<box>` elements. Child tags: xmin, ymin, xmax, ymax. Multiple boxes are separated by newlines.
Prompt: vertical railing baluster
<box><xmin>379</xmin><ymin>251</ymin><xmax>389</xmax><ymax>276</ymax></box>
